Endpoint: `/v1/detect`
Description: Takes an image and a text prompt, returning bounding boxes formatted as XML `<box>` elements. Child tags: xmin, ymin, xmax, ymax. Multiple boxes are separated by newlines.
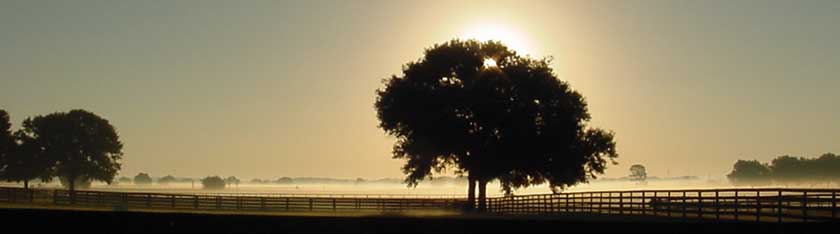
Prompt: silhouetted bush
<box><xmin>158</xmin><ymin>175</ymin><xmax>177</xmax><ymax>184</ymax></box>
<box><xmin>134</xmin><ymin>173</ymin><xmax>152</xmax><ymax>185</ymax></box>
<box><xmin>201</xmin><ymin>176</ymin><xmax>225</xmax><ymax>190</ymax></box>
<box><xmin>727</xmin><ymin>153</ymin><xmax>839</xmax><ymax>186</ymax></box>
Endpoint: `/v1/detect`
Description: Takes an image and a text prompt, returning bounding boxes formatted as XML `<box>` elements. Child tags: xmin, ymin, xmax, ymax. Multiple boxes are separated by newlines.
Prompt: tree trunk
<box><xmin>478</xmin><ymin>179</ymin><xmax>488</xmax><ymax>212</ymax></box>
<box><xmin>467</xmin><ymin>175</ymin><xmax>476</xmax><ymax>212</ymax></box>
<box><xmin>68</xmin><ymin>176</ymin><xmax>76</xmax><ymax>204</ymax></box>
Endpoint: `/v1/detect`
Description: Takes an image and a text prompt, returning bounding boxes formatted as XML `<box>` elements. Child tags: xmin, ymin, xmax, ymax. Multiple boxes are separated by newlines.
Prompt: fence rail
<box><xmin>487</xmin><ymin>188</ymin><xmax>840</xmax><ymax>222</ymax></box>
<box><xmin>0</xmin><ymin>187</ymin><xmax>466</xmax><ymax>213</ymax></box>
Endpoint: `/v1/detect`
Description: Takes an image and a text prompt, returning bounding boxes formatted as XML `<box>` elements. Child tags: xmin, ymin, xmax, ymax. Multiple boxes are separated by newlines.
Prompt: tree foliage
<box><xmin>629</xmin><ymin>164</ymin><xmax>647</xmax><ymax>183</ymax></box>
<box><xmin>0</xmin><ymin>110</ymin><xmax>54</xmax><ymax>188</ymax></box>
<box><xmin>375</xmin><ymin>39</ymin><xmax>618</xmax><ymax>210</ymax></box>
<box><xmin>134</xmin><ymin>172</ymin><xmax>153</xmax><ymax>185</ymax></box>
<box><xmin>18</xmin><ymin>110</ymin><xmax>123</xmax><ymax>191</ymax></box>
<box><xmin>158</xmin><ymin>175</ymin><xmax>177</xmax><ymax>184</ymax></box>
<box><xmin>727</xmin><ymin>153</ymin><xmax>840</xmax><ymax>186</ymax></box>
<box><xmin>726</xmin><ymin>160</ymin><xmax>771</xmax><ymax>186</ymax></box>
<box><xmin>201</xmin><ymin>176</ymin><xmax>226</xmax><ymax>190</ymax></box>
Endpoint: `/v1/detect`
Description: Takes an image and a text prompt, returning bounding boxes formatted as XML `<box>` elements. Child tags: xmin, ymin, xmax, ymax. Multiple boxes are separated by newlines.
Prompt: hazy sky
<box><xmin>2</xmin><ymin>0</ymin><xmax>838</xmax><ymax>181</ymax></box>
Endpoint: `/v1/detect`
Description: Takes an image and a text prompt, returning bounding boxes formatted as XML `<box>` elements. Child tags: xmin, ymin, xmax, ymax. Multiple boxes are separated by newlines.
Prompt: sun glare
<box><xmin>461</xmin><ymin>22</ymin><xmax>532</xmax><ymax>55</ymax></box>
<box><xmin>483</xmin><ymin>58</ymin><xmax>497</xmax><ymax>68</ymax></box>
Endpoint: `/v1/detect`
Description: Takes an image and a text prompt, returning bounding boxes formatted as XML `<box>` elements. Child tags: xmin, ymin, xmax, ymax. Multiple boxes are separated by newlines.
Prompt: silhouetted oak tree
<box><xmin>0</xmin><ymin>110</ymin><xmax>54</xmax><ymax>188</ymax></box>
<box><xmin>376</xmin><ymin>39</ymin><xmax>618</xmax><ymax>211</ymax></box>
<box><xmin>629</xmin><ymin>164</ymin><xmax>647</xmax><ymax>183</ymax></box>
<box><xmin>19</xmin><ymin>110</ymin><xmax>123</xmax><ymax>194</ymax></box>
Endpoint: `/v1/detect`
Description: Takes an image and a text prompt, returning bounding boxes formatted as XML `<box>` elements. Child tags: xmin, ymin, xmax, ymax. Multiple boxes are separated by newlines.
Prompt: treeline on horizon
<box><xmin>727</xmin><ymin>152</ymin><xmax>840</xmax><ymax>186</ymax></box>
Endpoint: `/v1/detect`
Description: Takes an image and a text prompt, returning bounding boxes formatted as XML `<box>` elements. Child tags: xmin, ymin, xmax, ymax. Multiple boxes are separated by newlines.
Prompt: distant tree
<box><xmin>158</xmin><ymin>175</ymin><xmax>177</xmax><ymax>184</ymax></box>
<box><xmin>1</xmin><ymin>110</ymin><xmax>54</xmax><ymax>188</ymax></box>
<box><xmin>727</xmin><ymin>160</ymin><xmax>771</xmax><ymax>186</ymax></box>
<box><xmin>376</xmin><ymin>39</ymin><xmax>617</xmax><ymax>211</ymax></box>
<box><xmin>201</xmin><ymin>176</ymin><xmax>225</xmax><ymax>189</ymax></box>
<box><xmin>629</xmin><ymin>164</ymin><xmax>647</xmax><ymax>184</ymax></box>
<box><xmin>0</xmin><ymin>110</ymin><xmax>12</xmax><ymax>168</ymax></box>
<box><xmin>355</xmin><ymin>177</ymin><xmax>365</xmax><ymax>184</ymax></box>
<box><xmin>117</xmin><ymin>176</ymin><xmax>132</xmax><ymax>183</ymax></box>
<box><xmin>249</xmin><ymin>178</ymin><xmax>264</xmax><ymax>184</ymax></box>
<box><xmin>225</xmin><ymin>176</ymin><xmax>240</xmax><ymax>186</ymax></box>
<box><xmin>769</xmin><ymin>156</ymin><xmax>809</xmax><ymax>185</ymax></box>
<box><xmin>813</xmin><ymin>153</ymin><xmax>840</xmax><ymax>184</ymax></box>
<box><xmin>134</xmin><ymin>173</ymin><xmax>152</xmax><ymax>185</ymax></box>
<box><xmin>275</xmin><ymin>177</ymin><xmax>293</xmax><ymax>184</ymax></box>
<box><xmin>18</xmin><ymin>110</ymin><xmax>123</xmax><ymax>195</ymax></box>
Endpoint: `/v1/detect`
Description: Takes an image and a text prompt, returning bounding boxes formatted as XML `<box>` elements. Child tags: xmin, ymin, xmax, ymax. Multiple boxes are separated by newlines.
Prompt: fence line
<box><xmin>487</xmin><ymin>188</ymin><xmax>840</xmax><ymax>222</ymax></box>
<box><xmin>3</xmin><ymin>187</ymin><xmax>839</xmax><ymax>222</ymax></box>
<box><xmin>0</xmin><ymin>187</ymin><xmax>466</xmax><ymax>212</ymax></box>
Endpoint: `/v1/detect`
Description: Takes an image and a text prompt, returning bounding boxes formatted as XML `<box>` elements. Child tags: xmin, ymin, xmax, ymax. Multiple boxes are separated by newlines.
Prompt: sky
<box><xmin>1</xmin><ymin>0</ymin><xmax>838</xmax><ymax>181</ymax></box>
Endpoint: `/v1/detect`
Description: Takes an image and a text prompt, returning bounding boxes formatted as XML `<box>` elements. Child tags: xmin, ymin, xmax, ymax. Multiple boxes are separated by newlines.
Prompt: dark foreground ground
<box><xmin>0</xmin><ymin>208</ymin><xmax>834</xmax><ymax>234</ymax></box>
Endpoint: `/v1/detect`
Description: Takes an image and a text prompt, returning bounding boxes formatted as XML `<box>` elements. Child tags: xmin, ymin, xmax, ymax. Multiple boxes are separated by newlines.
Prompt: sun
<box><xmin>460</xmin><ymin>22</ymin><xmax>532</xmax><ymax>55</ymax></box>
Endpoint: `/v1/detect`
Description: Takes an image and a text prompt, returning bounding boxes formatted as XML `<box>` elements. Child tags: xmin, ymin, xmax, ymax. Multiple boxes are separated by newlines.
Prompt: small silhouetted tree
<box><xmin>117</xmin><ymin>176</ymin><xmax>132</xmax><ymax>183</ymax></box>
<box><xmin>158</xmin><ymin>175</ymin><xmax>177</xmax><ymax>184</ymax></box>
<box><xmin>275</xmin><ymin>177</ymin><xmax>293</xmax><ymax>184</ymax></box>
<box><xmin>376</xmin><ymin>39</ymin><xmax>618</xmax><ymax>211</ymax></box>
<box><xmin>727</xmin><ymin>160</ymin><xmax>771</xmax><ymax>186</ymax></box>
<box><xmin>629</xmin><ymin>164</ymin><xmax>647</xmax><ymax>184</ymax></box>
<box><xmin>134</xmin><ymin>173</ymin><xmax>152</xmax><ymax>185</ymax></box>
<box><xmin>202</xmin><ymin>176</ymin><xmax>225</xmax><ymax>189</ymax></box>
<box><xmin>19</xmin><ymin>110</ymin><xmax>123</xmax><ymax>196</ymax></box>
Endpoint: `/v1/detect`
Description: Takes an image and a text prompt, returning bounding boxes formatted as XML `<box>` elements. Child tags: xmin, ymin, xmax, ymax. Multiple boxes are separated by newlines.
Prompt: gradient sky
<box><xmin>1</xmin><ymin>0</ymin><xmax>838</xmax><ymax>181</ymax></box>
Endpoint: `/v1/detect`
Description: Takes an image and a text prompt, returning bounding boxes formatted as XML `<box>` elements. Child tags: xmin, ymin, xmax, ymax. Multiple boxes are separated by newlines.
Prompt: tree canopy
<box><xmin>726</xmin><ymin>153</ymin><xmax>840</xmax><ymax>186</ymax></box>
<box><xmin>0</xmin><ymin>110</ymin><xmax>54</xmax><ymax>188</ymax></box>
<box><xmin>375</xmin><ymin>39</ymin><xmax>618</xmax><ymax>210</ymax></box>
<box><xmin>18</xmin><ymin>109</ymin><xmax>123</xmax><ymax>191</ymax></box>
<box><xmin>629</xmin><ymin>164</ymin><xmax>647</xmax><ymax>183</ymax></box>
<box><xmin>201</xmin><ymin>176</ymin><xmax>225</xmax><ymax>190</ymax></box>
<box><xmin>134</xmin><ymin>172</ymin><xmax>153</xmax><ymax>185</ymax></box>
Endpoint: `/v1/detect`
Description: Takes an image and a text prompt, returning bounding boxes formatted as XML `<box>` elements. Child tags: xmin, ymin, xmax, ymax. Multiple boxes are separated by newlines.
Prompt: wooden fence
<box><xmin>0</xmin><ymin>187</ymin><xmax>466</xmax><ymax>212</ymax></box>
<box><xmin>4</xmin><ymin>187</ymin><xmax>839</xmax><ymax>222</ymax></box>
<box><xmin>488</xmin><ymin>188</ymin><xmax>840</xmax><ymax>222</ymax></box>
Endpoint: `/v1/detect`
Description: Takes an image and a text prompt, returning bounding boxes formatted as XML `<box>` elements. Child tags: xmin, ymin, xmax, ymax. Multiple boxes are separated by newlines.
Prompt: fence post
<box><xmin>333</xmin><ymin>198</ymin><xmax>337</xmax><ymax>211</ymax></box>
<box><xmin>619</xmin><ymin>192</ymin><xmax>623</xmax><ymax>215</ymax></box>
<box><xmin>682</xmin><ymin>191</ymin><xmax>686</xmax><ymax>221</ymax></box>
<box><xmin>309</xmin><ymin>198</ymin><xmax>313</xmax><ymax>211</ymax></box>
<box><xmin>715</xmin><ymin>191</ymin><xmax>719</xmax><ymax>221</ymax></box>
<box><xmin>698</xmin><ymin>191</ymin><xmax>702</xmax><ymax>219</ymax></box>
<box><xmin>30</xmin><ymin>189</ymin><xmax>35</xmax><ymax>203</ymax></box>
<box><xmin>565</xmin><ymin>193</ymin><xmax>570</xmax><ymax>213</ymax></box>
<box><xmin>171</xmin><ymin>195</ymin><xmax>176</xmax><ymax>208</ymax></box>
<box><xmin>53</xmin><ymin>190</ymin><xmax>58</xmax><ymax>205</ymax></box>
<box><xmin>260</xmin><ymin>197</ymin><xmax>266</xmax><ymax>210</ymax></box>
<box><xmin>641</xmin><ymin>192</ymin><xmax>645</xmax><ymax>216</ymax></box>
<box><xmin>755</xmin><ymin>191</ymin><xmax>761</xmax><ymax>223</ymax></box>
<box><xmin>802</xmin><ymin>191</ymin><xmax>808</xmax><ymax>222</ymax></box>
<box><xmin>193</xmin><ymin>195</ymin><xmax>198</xmax><ymax>209</ymax></box>
<box><xmin>147</xmin><ymin>194</ymin><xmax>152</xmax><ymax>208</ymax></box>
<box><xmin>734</xmin><ymin>191</ymin><xmax>739</xmax><ymax>221</ymax></box>
<box><xmin>832</xmin><ymin>191</ymin><xmax>836</xmax><ymax>221</ymax></box>
<box><xmin>286</xmin><ymin>197</ymin><xmax>290</xmax><ymax>211</ymax></box>
<box><xmin>778</xmin><ymin>190</ymin><xmax>783</xmax><ymax>224</ymax></box>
